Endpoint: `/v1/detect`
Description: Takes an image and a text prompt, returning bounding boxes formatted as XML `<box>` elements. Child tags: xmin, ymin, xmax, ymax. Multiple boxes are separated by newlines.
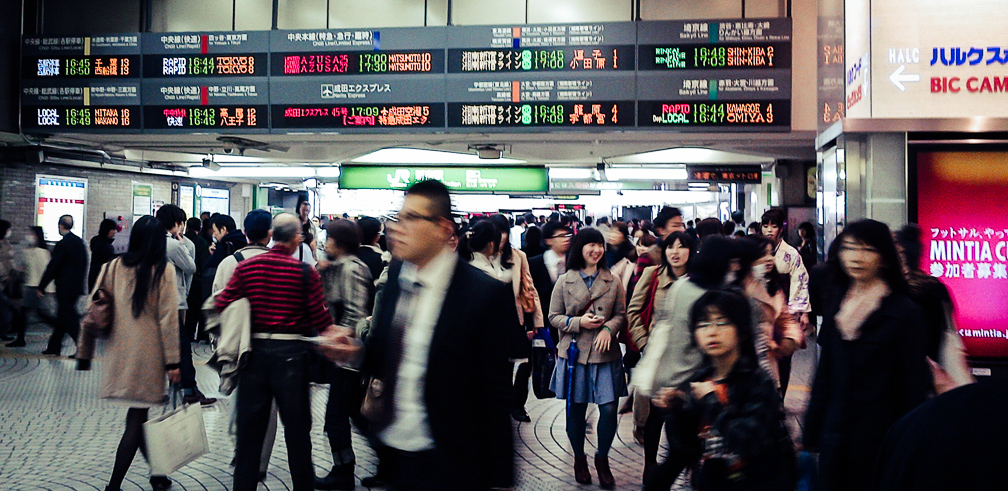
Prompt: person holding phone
<box><xmin>548</xmin><ymin>228</ymin><xmax>628</xmax><ymax>489</ymax></box>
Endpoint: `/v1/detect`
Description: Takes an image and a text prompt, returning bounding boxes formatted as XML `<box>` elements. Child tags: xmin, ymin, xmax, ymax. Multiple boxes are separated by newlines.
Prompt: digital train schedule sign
<box><xmin>916</xmin><ymin>149</ymin><xmax>1008</xmax><ymax>359</ymax></box>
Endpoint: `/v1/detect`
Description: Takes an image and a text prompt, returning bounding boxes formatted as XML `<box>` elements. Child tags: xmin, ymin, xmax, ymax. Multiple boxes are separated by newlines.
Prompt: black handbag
<box><xmin>531</xmin><ymin>328</ymin><xmax>557</xmax><ymax>399</ymax></box>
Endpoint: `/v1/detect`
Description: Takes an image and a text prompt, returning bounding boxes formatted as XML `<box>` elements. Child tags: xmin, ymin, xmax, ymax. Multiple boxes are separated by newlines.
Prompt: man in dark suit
<box><xmin>528</xmin><ymin>221</ymin><xmax>572</xmax><ymax>344</ymax></box>
<box><xmin>39</xmin><ymin>215</ymin><xmax>88</xmax><ymax>356</ymax></box>
<box><xmin>355</xmin><ymin>216</ymin><xmax>386</xmax><ymax>284</ymax></box>
<box><xmin>318</xmin><ymin>179</ymin><xmax>517</xmax><ymax>490</ymax></box>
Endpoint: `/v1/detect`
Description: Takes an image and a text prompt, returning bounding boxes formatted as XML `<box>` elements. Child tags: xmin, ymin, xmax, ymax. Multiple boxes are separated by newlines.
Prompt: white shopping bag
<box><xmin>143</xmin><ymin>401</ymin><xmax>209</xmax><ymax>475</ymax></box>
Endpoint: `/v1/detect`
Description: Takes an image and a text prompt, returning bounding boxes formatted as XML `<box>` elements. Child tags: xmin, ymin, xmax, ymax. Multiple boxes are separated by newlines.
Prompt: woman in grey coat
<box><xmin>548</xmin><ymin>227</ymin><xmax>627</xmax><ymax>489</ymax></box>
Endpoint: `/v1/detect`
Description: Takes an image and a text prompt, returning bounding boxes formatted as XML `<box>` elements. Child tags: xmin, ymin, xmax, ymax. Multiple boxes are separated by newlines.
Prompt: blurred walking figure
<box><xmin>38</xmin><ymin>215</ymin><xmax>88</xmax><ymax>356</ymax></box>
<box><xmin>75</xmin><ymin>216</ymin><xmax>181</xmax><ymax>491</ymax></box>
<box><xmin>803</xmin><ymin>219</ymin><xmax>930</xmax><ymax>491</ymax></box>
<box><xmin>548</xmin><ymin>227</ymin><xmax>628</xmax><ymax>489</ymax></box>
<box><xmin>0</xmin><ymin>220</ymin><xmax>18</xmax><ymax>340</ymax></box>
<box><xmin>89</xmin><ymin>219</ymin><xmax>118</xmax><ymax>291</ymax></box>
<box><xmin>645</xmin><ymin>289</ymin><xmax>795</xmax><ymax>491</ymax></box>
<box><xmin>7</xmin><ymin>227</ymin><xmax>55</xmax><ymax>347</ymax></box>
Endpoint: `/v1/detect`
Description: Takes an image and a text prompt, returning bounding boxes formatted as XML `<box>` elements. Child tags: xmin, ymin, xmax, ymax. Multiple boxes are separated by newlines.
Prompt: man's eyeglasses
<box><xmin>389</xmin><ymin>211</ymin><xmax>442</xmax><ymax>224</ymax></box>
<box><xmin>549</xmin><ymin>233</ymin><xmax>573</xmax><ymax>239</ymax></box>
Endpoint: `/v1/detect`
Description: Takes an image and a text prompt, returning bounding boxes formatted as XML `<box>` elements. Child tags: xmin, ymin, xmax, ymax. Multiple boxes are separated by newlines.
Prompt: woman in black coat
<box><xmin>646</xmin><ymin>289</ymin><xmax>795</xmax><ymax>491</ymax></box>
<box><xmin>88</xmin><ymin>219</ymin><xmax>118</xmax><ymax>291</ymax></box>
<box><xmin>802</xmin><ymin>219</ymin><xmax>930</xmax><ymax>491</ymax></box>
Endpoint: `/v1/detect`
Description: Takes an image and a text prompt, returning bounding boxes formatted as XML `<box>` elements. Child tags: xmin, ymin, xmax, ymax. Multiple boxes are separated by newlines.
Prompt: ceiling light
<box><xmin>607</xmin><ymin>147</ymin><xmax>774</xmax><ymax>165</ymax></box>
<box><xmin>548</xmin><ymin>168</ymin><xmax>593</xmax><ymax>179</ymax></box>
<box><xmin>316</xmin><ymin>167</ymin><xmax>341</xmax><ymax>178</ymax></box>
<box><xmin>352</xmin><ymin>148</ymin><xmax>524</xmax><ymax>165</ymax></box>
<box><xmin>605</xmin><ymin>167</ymin><xmax>688</xmax><ymax>180</ymax></box>
<box><xmin>189</xmin><ymin>166</ymin><xmax>316</xmax><ymax>179</ymax></box>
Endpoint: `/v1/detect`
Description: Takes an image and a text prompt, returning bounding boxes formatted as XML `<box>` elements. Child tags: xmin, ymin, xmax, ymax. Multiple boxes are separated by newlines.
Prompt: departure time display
<box><xmin>638</xmin><ymin>43</ymin><xmax>791</xmax><ymax>70</ymax></box>
<box><xmin>23</xmin><ymin>56</ymin><xmax>140</xmax><ymax>78</ymax></box>
<box><xmin>271</xmin><ymin>50</ymin><xmax>445</xmax><ymax>76</ymax></box>
<box><xmin>272</xmin><ymin>104</ymin><xmax>445</xmax><ymax>128</ymax></box>
<box><xmin>143</xmin><ymin>54</ymin><xmax>267</xmax><ymax>77</ymax></box>
<box><xmin>22</xmin><ymin>106</ymin><xmax>140</xmax><ymax>129</ymax></box>
<box><xmin>448</xmin><ymin>102</ymin><xmax>634</xmax><ymax>127</ymax></box>
<box><xmin>448</xmin><ymin>46</ymin><xmax>633</xmax><ymax>73</ymax></box>
<box><xmin>638</xmin><ymin>101</ymin><xmax>790</xmax><ymax>128</ymax></box>
<box><xmin>144</xmin><ymin>105</ymin><xmax>267</xmax><ymax>129</ymax></box>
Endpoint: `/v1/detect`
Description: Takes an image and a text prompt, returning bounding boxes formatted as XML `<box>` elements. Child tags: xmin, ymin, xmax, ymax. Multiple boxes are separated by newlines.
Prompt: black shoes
<box><xmin>5</xmin><ymin>339</ymin><xmax>25</xmax><ymax>347</ymax></box>
<box><xmin>360</xmin><ymin>472</ymin><xmax>387</xmax><ymax>487</ymax></box>
<box><xmin>315</xmin><ymin>464</ymin><xmax>356</xmax><ymax>490</ymax></box>
<box><xmin>150</xmin><ymin>476</ymin><xmax>172</xmax><ymax>490</ymax></box>
<box><xmin>41</xmin><ymin>349</ymin><xmax>60</xmax><ymax>356</ymax></box>
<box><xmin>511</xmin><ymin>408</ymin><xmax>532</xmax><ymax>423</ymax></box>
<box><xmin>183</xmin><ymin>389</ymin><xmax>218</xmax><ymax>406</ymax></box>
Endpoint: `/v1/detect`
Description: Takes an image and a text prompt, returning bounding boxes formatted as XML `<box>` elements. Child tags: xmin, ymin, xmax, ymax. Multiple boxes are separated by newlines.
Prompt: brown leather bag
<box><xmin>81</xmin><ymin>259</ymin><xmax>118</xmax><ymax>337</ymax></box>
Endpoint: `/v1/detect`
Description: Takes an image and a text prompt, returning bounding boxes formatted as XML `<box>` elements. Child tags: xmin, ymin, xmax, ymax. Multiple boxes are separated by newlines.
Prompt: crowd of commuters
<box><xmin>0</xmin><ymin>182</ymin><xmax>989</xmax><ymax>491</ymax></box>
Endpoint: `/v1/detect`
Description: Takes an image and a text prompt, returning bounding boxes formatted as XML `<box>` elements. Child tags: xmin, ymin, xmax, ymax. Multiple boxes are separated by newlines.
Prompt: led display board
<box><xmin>915</xmin><ymin>150</ymin><xmax>1008</xmax><ymax>358</ymax></box>
<box><xmin>637</xmin><ymin>19</ymin><xmax>792</xmax><ymax>131</ymax></box>
<box><xmin>339</xmin><ymin>165</ymin><xmax>548</xmax><ymax>193</ymax></box>
<box><xmin>686</xmin><ymin>165</ymin><xmax>763</xmax><ymax>183</ymax></box>
<box><xmin>20</xmin><ymin>20</ymin><xmax>792</xmax><ymax>133</ymax></box>
<box><xmin>21</xmin><ymin>34</ymin><xmax>142</xmax><ymax>132</ymax></box>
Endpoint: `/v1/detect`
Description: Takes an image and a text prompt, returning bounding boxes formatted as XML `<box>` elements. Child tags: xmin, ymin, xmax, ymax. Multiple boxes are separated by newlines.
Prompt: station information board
<box><xmin>21</xmin><ymin>35</ymin><xmax>142</xmax><ymax>132</ymax></box>
<box><xmin>637</xmin><ymin>19</ymin><xmax>792</xmax><ymax>130</ymax></box>
<box><xmin>21</xmin><ymin>19</ymin><xmax>791</xmax><ymax>134</ymax></box>
<box><xmin>141</xmin><ymin>32</ymin><xmax>270</xmax><ymax>133</ymax></box>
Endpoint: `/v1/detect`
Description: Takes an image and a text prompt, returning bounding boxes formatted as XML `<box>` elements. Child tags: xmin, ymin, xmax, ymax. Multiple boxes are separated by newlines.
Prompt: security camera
<box><xmin>223</xmin><ymin>145</ymin><xmax>234</xmax><ymax>154</ymax></box>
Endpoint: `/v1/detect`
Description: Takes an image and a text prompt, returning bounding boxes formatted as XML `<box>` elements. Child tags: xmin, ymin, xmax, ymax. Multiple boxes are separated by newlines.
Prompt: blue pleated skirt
<box><xmin>549</xmin><ymin>358</ymin><xmax>628</xmax><ymax>405</ymax></box>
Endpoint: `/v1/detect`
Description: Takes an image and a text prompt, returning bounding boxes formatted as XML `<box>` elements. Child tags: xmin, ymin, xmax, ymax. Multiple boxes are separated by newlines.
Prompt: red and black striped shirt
<box><xmin>215</xmin><ymin>246</ymin><xmax>331</xmax><ymax>335</ymax></box>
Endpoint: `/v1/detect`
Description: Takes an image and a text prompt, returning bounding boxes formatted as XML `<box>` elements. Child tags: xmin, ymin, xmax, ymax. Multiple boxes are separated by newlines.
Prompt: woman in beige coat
<box><xmin>77</xmin><ymin>216</ymin><xmax>180</xmax><ymax>491</ymax></box>
<box><xmin>548</xmin><ymin>227</ymin><xmax>627</xmax><ymax>489</ymax></box>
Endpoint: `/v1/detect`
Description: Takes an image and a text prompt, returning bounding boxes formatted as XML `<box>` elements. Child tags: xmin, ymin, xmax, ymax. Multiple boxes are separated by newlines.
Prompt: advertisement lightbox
<box><xmin>339</xmin><ymin>165</ymin><xmax>548</xmax><ymax>193</ymax></box>
<box><xmin>915</xmin><ymin>149</ymin><xmax>1008</xmax><ymax>358</ymax></box>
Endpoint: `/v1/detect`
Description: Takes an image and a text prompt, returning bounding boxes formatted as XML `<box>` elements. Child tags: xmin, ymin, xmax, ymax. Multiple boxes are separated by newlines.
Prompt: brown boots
<box><xmin>595</xmin><ymin>454</ymin><xmax>615</xmax><ymax>489</ymax></box>
<box><xmin>574</xmin><ymin>455</ymin><xmax>592</xmax><ymax>484</ymax></box>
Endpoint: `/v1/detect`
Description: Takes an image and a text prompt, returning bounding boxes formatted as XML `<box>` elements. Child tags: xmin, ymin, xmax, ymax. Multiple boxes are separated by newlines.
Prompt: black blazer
<box><xmin>528</xmin><ymin>253</ymin><xmax>560</xmax><ymax>342</ymax></box>
<box><xmin>39</xmin><ymin>231</ymin><xmax>88</xmax><ymax>300</ymax></box>
<box><xmin>88</xmin><ymin>235</ymin><xmax>115</xmax><ymax>291</ymax></box>
<box><xmin>356</xmin><ymin>246</ymin><xmax>384</xmax><ymax>284</ymax></box>
<box><xmin>364</xmin><ymin>259</ymin><xmax>516</xmax><ymax>489</ymax></box>
<box><xmin>803</xmin><ymin>292</ymin><xmax>930</xmax><ymax>491</ymax></box>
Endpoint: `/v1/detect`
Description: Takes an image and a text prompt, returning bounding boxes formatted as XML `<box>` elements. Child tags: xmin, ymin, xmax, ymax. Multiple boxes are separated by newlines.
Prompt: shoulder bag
<box><xmin>81</xmin><ymin>258</ymin><xmax>119</xmax><ymax>337</ymax></box>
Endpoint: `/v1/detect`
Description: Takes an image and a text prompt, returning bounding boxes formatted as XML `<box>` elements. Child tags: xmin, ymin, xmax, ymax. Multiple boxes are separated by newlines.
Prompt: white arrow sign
<box><xmin>890</xmin><ymin>64</ymin><xmax>920</xmax><ymax>91</ymax></box>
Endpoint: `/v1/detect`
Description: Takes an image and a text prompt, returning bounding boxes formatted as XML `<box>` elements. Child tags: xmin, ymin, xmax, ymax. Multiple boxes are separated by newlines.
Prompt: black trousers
<box><xmin>234</xmin><ymin>339</ymin><xmax>314</xmax><ymax>491</ymax></box>
<box><xmin>177</xmin><ymin>311</ymin><xmax>197</xmax><ymax>390</ymax></box>
<box><xmin>513</xmin><ymin>361</ymin><xmax>532</xmax><ymax>409</ymax></box>
<box><xmin>778</xmin><ymin>355</ymin><xmax>793</xmax><ymax>397</ymax></box>
<box><xmin>45</xmin><ymin>295</ymin><xmax>79</xmax><ymax>353</ymax></box>
<box><xmin>378</xmin><ymin>445</ymin><xmax>464</xmax><ymax>491</ymax></box>
<box><xmin>324</xmin><ymin>367</ymin><xmax>365</xmax><ymax>465</ymax></box>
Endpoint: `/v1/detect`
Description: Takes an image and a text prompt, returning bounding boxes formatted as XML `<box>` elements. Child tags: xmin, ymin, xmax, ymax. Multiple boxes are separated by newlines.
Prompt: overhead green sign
<box><xmin>339</xmin><ymin>165</ymin><xmax>548</xmax><ymax>193</ymax></box>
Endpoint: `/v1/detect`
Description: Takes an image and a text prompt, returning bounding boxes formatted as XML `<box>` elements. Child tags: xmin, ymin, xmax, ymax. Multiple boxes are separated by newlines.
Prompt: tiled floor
<box><xmin>0</xmin><ymin>322</ymin><xmax>814</xmax><ymax>490</ymax></box>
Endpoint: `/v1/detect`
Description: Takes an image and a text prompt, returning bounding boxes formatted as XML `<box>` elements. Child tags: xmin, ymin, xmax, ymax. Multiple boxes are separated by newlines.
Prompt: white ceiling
<box><xmin>33</xmin><ymin>128</ymin><xmax>817</xmax><ymax>171</ymax></box>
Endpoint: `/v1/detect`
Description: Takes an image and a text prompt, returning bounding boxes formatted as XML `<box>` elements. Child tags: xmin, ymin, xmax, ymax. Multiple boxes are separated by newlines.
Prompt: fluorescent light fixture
<box><xmin>548</xmin><ymin>168</ymin><xmax>594</xmax><ymax>179</ymax></box>
<box><xmin>316</xmin><ymin>167</ymin><xmax>341</xmax><ymax>178</ymax></box>
<box><xmin>607</xmin><ymin>147</ymin><xmax>774</xmax><ymax>165</ymax></box>
<box><xmin>352</xmin><ymin>147</ymin><xmax>525</xmax><ymax>165</ymax></box>
<box><xmin>303</xmin><ymin>178</ymin><xmax>319</xmax><ymax>188</ymax></box>
<box><xmin>189</xmin><ymin>166</ymin><xmax>316</xmax><ymax>179</ymax></box>
<box><xmin>605</xmin><ymin>167</ymin><xmax>688</xmax><ymax>181</ymax></box>
<box><xmin>689</xmin><ymin>182</ymin><xmax>711</xmax><ymax>190</ymax></box>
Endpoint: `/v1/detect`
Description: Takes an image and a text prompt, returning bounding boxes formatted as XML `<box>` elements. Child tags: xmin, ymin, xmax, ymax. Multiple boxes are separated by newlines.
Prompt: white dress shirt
<box><xmin>378</xmin><ymin>248</ymin><xmax>457</xmax><ymax>451</ymax></box>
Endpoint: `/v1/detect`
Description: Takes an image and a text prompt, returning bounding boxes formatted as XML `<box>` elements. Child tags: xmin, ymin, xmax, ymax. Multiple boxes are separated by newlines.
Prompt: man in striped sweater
<box><xmin>215</xmin><ymin>213</ymin><xmax>334</xmax><ymax>491</ymax></box>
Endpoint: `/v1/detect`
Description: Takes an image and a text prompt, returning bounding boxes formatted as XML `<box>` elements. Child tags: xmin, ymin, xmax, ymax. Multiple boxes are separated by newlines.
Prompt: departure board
<box><xmin>446</xmin><ymin>23</ymin><xmax>637</xmax><ymax>131</ymax></box>
<box><xmin>21</xmin><ymin>34</ymin><xmax>142</xmax><ymax>132</ymax></box>
<box><xmin>141</xmin><ymin>32</ymin><xmax>270</xmax><ymax>133</ymax></box>
<box><xmin>636</xmin><ymin>19</ymin><xmax>791</xmax><ymax>131</ymax></box>
<box><xmin>269</xmin><ymin>28</ymin><xmax>446</xmax><ymax>132</ymax></box>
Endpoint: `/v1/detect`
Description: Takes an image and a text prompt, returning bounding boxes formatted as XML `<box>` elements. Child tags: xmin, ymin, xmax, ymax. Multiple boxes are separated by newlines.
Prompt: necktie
<box><xmin>372</xmin><ymin>278</ymin><xmax>422</xmax><ymax>429</ymax></box>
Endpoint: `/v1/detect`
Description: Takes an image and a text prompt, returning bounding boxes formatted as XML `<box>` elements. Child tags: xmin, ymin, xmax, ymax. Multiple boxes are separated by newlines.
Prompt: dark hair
<box><xmin>747</xmin><ymin>221</ymin><xmax>760</xmax><ymax>233</ymax></box>
<box><xmin>597</xmin><ymin>216</ymin><xmax>610</xmax><ymax>226</ymax></box>
<box><xmin>761</xmin><ymin>208</ymin><xmax>787</xmax><ymax>228</ymax></box>
<box><xmin>296</xmin><ymin>195</ymin><xmax>310</xmax><ymax>211</ymax></box>
<box><xmin>0</xmin><ymin>220</ymin><xmax>9</xmax><ymax>239</ymax></box>
<box><xmin>895</xmin><ymin>223</ymin><xmax>923</xmax><ymax>270</ymax></box>
<box><xmin>243</xmin><ymin>209</ymin><xmax>273</xmax><ymax>242</ymax></box>
<box><xmin>98</xmin><ymin>219</ymin><xmax>117</xmax><ymax>238</ymax></box>
<box><xmin>798</xmin><ymin>221</ymin><xmax>817</xmax><ymax>241</ymax></box>
<box><xmin>723</xmin><ymin>220</ymin><xmax>737</xmax><ymax>235</ymax></box>
<box><xmin>737</xmin><ymin>235</ymin><xmax>786</xmax><ymax>296</ymax></box>
<box><xmin>567</xmin><ymin>227</ymin><xmax>607</xmax><ymax>272</ymax></box>
<box><xmin>211</xmin><ymin>214</ymin><xmax>237</xmax><ymax>235</ymax></box>
<box><xmin>660</xmin><ymin>231</ymin><xmax>696</xmax><ymax>274</ymax></box>
<box><xmin>584</xmin><ymin>216</ymin><xmax>594</xmax><ymax>226</ymax></box>
<box><xmin>58</xmin><ymin>214</ymin><xmax>74</xmax><ymax>231</ymax></box>
<box><xmin>122</xmin><ymin>216</ymin><xmax>168</xmax><ymax>318</ymax></box>
<box><xmin>200</xmin><ymin>212</ymin><xmax>210</xmax><ymax>219</ymax></box>
<box><xmin>515</xmin><ymin>215</ymin><xmax>526</xmax><ymax>227</ymax></box>
<box><xmin>654</xmin><ymin>206</ymin><xmax>683</xmax><ymax>230</ymax></box>
<box><xmin>689</xmin><ymin>289</ymin><xmax>759</xmax><ymax>370</ymax></box>
<box><xmin>833</xmin><ymin>219</ymin><xmax>907</xmax><ymax>294</ymax></box>
<box><xmin>155</xmin><ymin>204</ymin><xmax>186</xmax><ymax>229</ymax></box>
<box><xmin>523</xmin><ymin>225</ymin><xmax>544</xmax><ymax>254</ymax></box>
<box><xmin>542</xmin><ymin>221</ymin><xmax>571</xmax><ymax>241</ymax></box>
<box><xmin>688</xmin><ymin>235</ymin><xmax>740</xmax><ymax>289</ymax></box>
<box><xmin>357</xmin><ymin>216</ymin><xmax>381</xmax><ymax>244</ymax></box>
<box><xmin>459</xmin><ymin>219</ymin><xmax>500</xmax><ymax>262</ymax></box>
<box><xmin>405</xmin><ymin>179</ymin><xmax>453</xmax><ymax>222</ymax></box>
<box><xmin>185</xmin><ymin>217</ymin><xmax>201</xmax><ymax>235</ymax></box>
<box><xmin>29</xmin><ymin>226</ymin><xmax>46</xmax><ymax>249</ymax></box>
<box><xmin>696</xmin><ymin>217</ymin><xmax>726</xmax><ymax>239</ymax></box>
<box><xmin>325</xmin><ymin>219</ymin><xmax>361</xmax><ymax>253</ymax></box>
<box><xmin>611</xmin><ymin>220</ymin><xmax>630</xmax><ymax>240</ymax></box>
<box><xmin>637</xmin><ymin>231</ymin><xmax>658</xmax><ymax>248</ymax></box>
<box><xmin>489</xmin><ymin>214</ymin><xmax>514</xmax><ymax>269</ymax></box>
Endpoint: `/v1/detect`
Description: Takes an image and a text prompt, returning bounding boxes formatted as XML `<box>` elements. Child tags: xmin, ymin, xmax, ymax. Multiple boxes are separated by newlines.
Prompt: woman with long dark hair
<box><xmin>548</xmin><ymin>227</ymin><xmax>627</xmax><ymax>488</ymax></box>
<box><xmin>645</xmin><ymin>289</ymin><xmax>795</xmax><ymax>490</ymax></box>
<box><xmin>803</xmin><ymin>219</ymin><xmax>930</xmax><ymax>491</ymax></box>
<box><xmin>76</xmin><ymin>215</ymin><xmax>181</xmax><ymax>491</ymax></box>
<box><xmin>522</xmin><ymin>224</ymin><xmax>546</xmax><ymax>258</ymax></box>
